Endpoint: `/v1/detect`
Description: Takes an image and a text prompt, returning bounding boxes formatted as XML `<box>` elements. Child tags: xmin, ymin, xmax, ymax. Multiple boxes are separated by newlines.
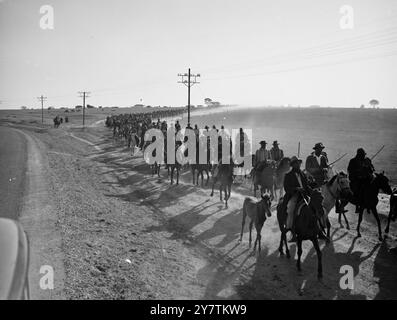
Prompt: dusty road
<box><xmin>1</xmin><ymin>120</ymin><xmax>396</xmax><ymax>300</ymax></box>
<box><xmin>0</xmin><ymin>126</ymin><xmax>27</xmax><ymax>219</ymax></box>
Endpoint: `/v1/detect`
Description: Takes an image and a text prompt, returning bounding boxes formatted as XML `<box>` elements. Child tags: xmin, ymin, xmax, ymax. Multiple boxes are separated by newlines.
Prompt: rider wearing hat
<box><xmin>347</xmin><ymin>148</ymin><xmax>375</xmax><ymax>204</ymax></box>
<box><xmin>270</xmin><ymin>140</ymin><xmax>284</xmax><ymax>164</ymax></box>
<box><xmin>284</xmin><ymin>156</ymin><xmax>313</xmax><ymax>242</ymax></box>
<box><xmin>254</xmin><ymin>140</ymin><xmax>271</xmax><ymax>173</ymax></box>
<box><xmin>305</xmin><ymin>142</ymin><xmax>329</xmax><ymax>187</ymax></box>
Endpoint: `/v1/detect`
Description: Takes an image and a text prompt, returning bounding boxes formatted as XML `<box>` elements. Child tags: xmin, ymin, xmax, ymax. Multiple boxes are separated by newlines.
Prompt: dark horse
<box><xmin>53</xmin><ymin>116</ymin><xmax>61</xmax><ymax>128</ymax></box>
<box><xmin>385</xmin><ymin>188</ymin><xmax>397</xmax><ymax>236</ymax></box>
<box><xmin>355</xmin><ymin>172</ymin><xmax>393</xmax><ymax>241</ymax></box>
<box><xmin>210</xmin><ymin>162</ymin><xmax>234</xmax><ymax>208</ymax></box>
<box><xmin>165</xmin><ymin>141</ymin><xmax>182</xmax><ymax>185</ymax></box>
<box><xmin>277</xmin><ymin>189</ymin><xmax>325</xmax><ymax>279</ymax></box>
<box><xmin>190</xmin><ymin>148</ymin><xmax>211</xmax><ymax>187</ymax></box>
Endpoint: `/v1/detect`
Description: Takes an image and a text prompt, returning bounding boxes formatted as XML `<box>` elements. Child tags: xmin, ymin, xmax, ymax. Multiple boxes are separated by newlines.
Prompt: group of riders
<box><xmin>105</xmin><ymin>110</ymin><xmax>384</xmax><ymax>242</ymax></box>
<box><xmin>53</xmin><ymin>115</ymin><xmax>68</xmax><ymax>128</ymax></box>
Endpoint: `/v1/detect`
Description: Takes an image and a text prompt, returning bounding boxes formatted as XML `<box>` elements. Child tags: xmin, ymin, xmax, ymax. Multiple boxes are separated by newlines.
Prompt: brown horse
<box><xmin>239</xmin><ymin>194</ymin><xmax>272</xmax><ymax>252</ymax></box>
<box><xmin>190</xmin><ymin>149</ymin><xmax>211</xmax><ymax>186</ymax></box>
<box><xmin>252</xmin><ymin>162</ymin><xmax>276</xmax><ymax>198</ymax></box>
<box><xmin>355</xmin><ymin>172</ymin><xmax>393</xmax><ymax>241</ymax></box>
<box><xmin>273</xmin><ymin>157</ymin><xmax>291</xmax><ymax>199</ymax></box>
<box><xmin>210</xmin><ymin>163</ymin><xmax>234</xmax><ymax>208</ymax></box>
<box><xmin>385</xmin><ymin>188</ymin><xmax>397</xmax><ymax>235</ymax></box>
<box><xmin>277</xmin><ymin>189</ymin><xmax>325</xmax><ymax>279</ymax></box>
<box><xmin>166</xmin><ymin>163</ymin><xmax>181</xmax><ymax>185</ymax></box>
<box><xmin>191</xmin><ymin>164</ymin><xmax>211</xmax><ymax>186</ymax></box>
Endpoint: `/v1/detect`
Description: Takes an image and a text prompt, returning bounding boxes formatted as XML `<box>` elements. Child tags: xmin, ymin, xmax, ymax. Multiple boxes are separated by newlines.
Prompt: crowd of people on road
<box><xmin>105</xmin><ymin>109</ymin><xmax>393</xmax><ymax>244</ymax></box>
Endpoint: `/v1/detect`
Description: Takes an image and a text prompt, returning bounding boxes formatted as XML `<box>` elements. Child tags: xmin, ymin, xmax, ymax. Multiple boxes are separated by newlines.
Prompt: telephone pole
<box><xmin>37</xmin><ymin>95</ymin><xmax>47</xmax><ymax>124</ymax></box>
<box><xmin>78</xmin><ymin>91</ymin><xmax>90</xmax><ymax>126</ymax></box>
<box><xmin>178</xmin><ymin>68</ymin><xmax>200</xmax><ymax>127</ymax></box>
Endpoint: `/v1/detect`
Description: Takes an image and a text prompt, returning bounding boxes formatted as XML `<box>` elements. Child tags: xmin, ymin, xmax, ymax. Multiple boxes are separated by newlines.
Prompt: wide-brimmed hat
<box><xmin>290</xmin><ymin>156</ymin><xmax>302</xmax><ymax>166</ymax></box>
<box><xmin>259</xmin><ymin>140</ymin><xmax>267</xmax><ymax>145</ymax></box>
<box><xmin>273</xmin><ymin>140</ymin><xmax>279</xmax><ymax>146</ymax></box>
<box><xmin>313</xmin><ymin>142</ymin><xmax>325</xmax><ymax>150</ymax></box>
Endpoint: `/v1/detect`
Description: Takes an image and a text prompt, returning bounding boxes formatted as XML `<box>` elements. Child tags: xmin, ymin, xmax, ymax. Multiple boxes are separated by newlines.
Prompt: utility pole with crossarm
<box><xmin>78</xmin><ymin>91</ymin><xmax>90</xmax><ymax>127</ymax></box>
<box><xmin>178</xmin><ymin>68</ymin><xmax>200</xmax><ymax>128</ymax></box>
<box><xmin>37</xmin><ymin>95</ymin><xmax>47</xmax><ymax>124</ymax></box>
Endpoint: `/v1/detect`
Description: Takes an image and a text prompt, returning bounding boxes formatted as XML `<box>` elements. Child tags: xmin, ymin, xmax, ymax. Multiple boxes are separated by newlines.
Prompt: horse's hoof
<box><xmin>279</xmin><ymin>249</ymin><xmax>284</xmax><ymax>256</ymax></box>
<box><xmin>286</xmin><ymin>252</ymin><xmax>291</xmax><ymax>259</ymax></box>
<box><xmin>357</xmin><ymin>233</ymin><xmax>361</xmax><ymax>238</ymax></box>
<box><xmin>346</xmin><ymin>225</ymin><xmax>350</xmax><ymax>230</ymax></box>
<box><xmin>378</xmin><ymin>236</ymin><xmax>383</xmax><ymax>242</ymax></box>
<box><xmin>318</xmin><ymin>274</ymin><xmax>323</xmax><ymax>280</ymax></box>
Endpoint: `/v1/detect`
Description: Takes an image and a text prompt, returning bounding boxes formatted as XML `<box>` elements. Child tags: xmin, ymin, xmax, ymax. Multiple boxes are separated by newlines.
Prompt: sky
<box><xmin>0</xmin><ymin>0</ymin><xmax>397</xmax><ymax>109</ymax></box>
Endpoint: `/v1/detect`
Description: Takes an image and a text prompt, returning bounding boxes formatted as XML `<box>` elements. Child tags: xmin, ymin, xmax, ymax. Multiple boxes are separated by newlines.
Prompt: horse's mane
<box><xmin>326</xmin><ymin>174</ymin><xmax>338</xmax><ymax>187</ymax></box>
<box><xmin>326</xmin><ymin>171</ymin><xmax>347</xmax><ymax>187</ymax></box>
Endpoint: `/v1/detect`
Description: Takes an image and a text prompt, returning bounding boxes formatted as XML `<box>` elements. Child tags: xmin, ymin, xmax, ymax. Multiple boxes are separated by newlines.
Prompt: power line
<box><xmin>37</xmin><ymin>95</ymin><xmax>47</xmax><ymax>124</ymax></box>
<box><xmin>201</xmin><ymin>26</ymin><xmax>397</xmax><ymax>75</ymax></box>
<box><xmin>204</xmin><ymin>49</ymin><xmax>397</xmax><ymax>81</ymax></box>
<box><xmin>178</xmin><ymin>68</ymin><xmax>200</xmax><ymax>127</ymax></box>
<box><xmin>78</xmin><ymin>91</ymin><xmax>90</xmax><ymax>126</ymax></box>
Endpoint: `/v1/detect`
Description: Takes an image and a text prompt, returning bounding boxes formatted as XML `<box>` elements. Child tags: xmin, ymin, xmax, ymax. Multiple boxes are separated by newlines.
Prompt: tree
<box><xmin>369</xmin><ymin>99</ymin><xmax>379</xmax><ymax>109</ymax></box>
<box><xmin>20</xmin><ymin>106</ymin><xmax>27</xmax><ymax>110</ymax></box>
<box><xmin>204</xmin><ymin>98</ymin><xmax>213</xmax><ymax>106</ymax></box>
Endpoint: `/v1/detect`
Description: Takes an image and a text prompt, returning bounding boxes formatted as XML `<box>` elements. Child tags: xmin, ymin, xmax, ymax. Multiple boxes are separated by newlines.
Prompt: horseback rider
<box><xmin>305</xmin><ymin>142</ymin><xmax>329</xmax><ymax>187</ymax></box>
<box><xmin>254</xmin><ymin>141</ymin><xmax>271</xmax><ymax>173</ymax></box>
<box><xmin>270</xmin><ymin>140</ymin><xmax>284</xmax><ymax>165</ymax></box>
<box><xmin>175</xmin><ymin>120</ymin><xmax>181</xmax><ymax>132</ymax></box>
<box><xmin>284</xmin><ymin>156</ymin><xmax>313</xmax><ymax>242</ymax></box>
<box><xmin>347</xmin><ymin>148</ymin><xmax>375</xmax><ymax>207</ymax></box>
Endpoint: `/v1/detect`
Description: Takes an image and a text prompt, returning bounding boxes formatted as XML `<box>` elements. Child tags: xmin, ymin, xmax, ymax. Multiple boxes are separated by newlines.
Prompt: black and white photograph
<box><xmin>0</xmin><ymin>0</ymin><xmax>396</xmax><ymax>304</ymax></box>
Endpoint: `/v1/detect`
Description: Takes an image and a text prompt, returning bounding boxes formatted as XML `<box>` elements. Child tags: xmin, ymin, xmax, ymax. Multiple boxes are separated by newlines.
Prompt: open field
<box><xmin>0</xmin><ymin>106</ymin><xmax>396</xmax><ymax>300</ymax></box>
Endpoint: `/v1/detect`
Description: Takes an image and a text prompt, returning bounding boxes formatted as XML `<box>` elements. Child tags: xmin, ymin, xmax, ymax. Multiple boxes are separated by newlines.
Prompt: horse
<box><xmin>128</xmin><ymin>131</ymin><xmax>139</xmax><ymax>156</ymax></box>
<box><xmin>113</xmin><ymin>126</ymin><xmax>121</xmax><ymax>144</ymax></box>
<box><xmin>53</xmin><ymin>116</ymin><xmax>61</xmax><ymax>128</ymax></box>
<box><xmin>273</xmin><ymin>157</ymin><xmax>290</xmax><ymax>199</ymax></box>
<box><xmin>165</xmin><ymin>141</ymin><xmax>181</xmax><ymax>185</ymax></box>
<box><xmin>151</xmin><ymin>162</ymin><xmax>161</xmax><ymax>177</ymax></box>
<box><xmin>191</xmin><ymin>163</ymin><xmax>211</xmax><ymax>187</ymax></box>
<box><xmin>355</xmin><ymin>172</ymin><xmax>393</xmax><ymax>241</ymax></box>
<box><xmin>276</xmin><ymin>189</ymin><xmax>325</xmax><ymax>279</ymax></box>
<box><xmin>188</xmin><ymin>143</ymin><xmax>211</xmax><ymax>186</ymax></box>
<box><xmin>252</xmin><ymin>162</ymin><xmax>276</xmax><ymax>199</ymax></box>
<box><xmin>166</xmin><ymin>162</ymin><xmax>181</xmax><ymax>185</ymax></box>
<box><xmin>210</xmin><ymin>163</ymin><xmax>234</xmax><ymax>208</ymax></box>
<box><xmin>239</xmin><ymin>193</ymin><xmax>272</xmax><ymax>252</ymax></box>
<box><xmin>385</xmin><ymin>188</ymin><xmax>397</xmax><ymax>235</ymax></box>
<box><xmin>321</xmin><ymin>171</ymin><xmax>353</xmax><ymax>238</ymax></box>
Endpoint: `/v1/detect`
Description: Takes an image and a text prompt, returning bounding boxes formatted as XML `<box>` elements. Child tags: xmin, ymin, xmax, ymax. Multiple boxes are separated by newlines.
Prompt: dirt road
<box><xmin>2</xmin><ymin>121</ymin><xmax>397</xmax><ymax>299</ymax></box>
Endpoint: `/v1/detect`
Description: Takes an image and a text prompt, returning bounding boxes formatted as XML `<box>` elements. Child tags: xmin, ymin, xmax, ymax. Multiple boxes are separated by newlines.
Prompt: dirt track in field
<box><xmin>2</xmin><ymin>118</ymin><xmax>397</xmax><ymax>300</ymax></box>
